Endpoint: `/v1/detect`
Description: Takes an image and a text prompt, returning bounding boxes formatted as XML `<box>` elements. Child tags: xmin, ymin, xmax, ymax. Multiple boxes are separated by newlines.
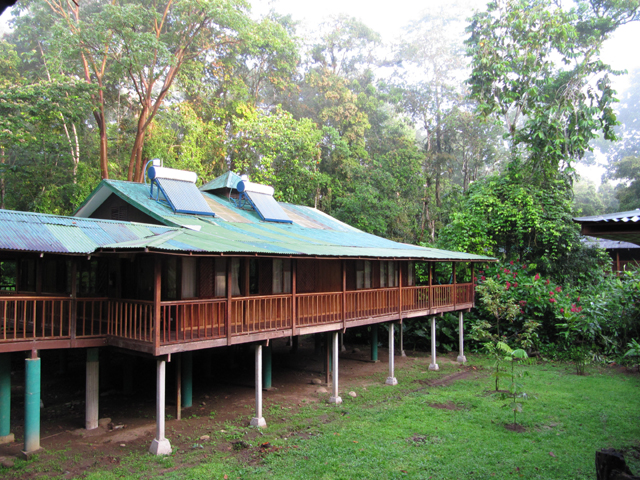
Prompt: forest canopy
<box><xmin>0</xmin><ymin>0</ymin><xmax>638</xmax><ymax>253</ymax></box>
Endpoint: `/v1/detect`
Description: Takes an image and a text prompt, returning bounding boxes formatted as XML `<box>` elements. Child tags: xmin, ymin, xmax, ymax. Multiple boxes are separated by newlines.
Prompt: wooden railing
<box><xmin>76</xmin><ymin>298</ymin><xmax>108</xmax><ymax>338</ymax></box>
<box><xmin>345</xmin><ymin>288</ymin><xmax>398</xmax><ymax>320</ymax></box>
<box><xmin>160</xmin><ymin>299</ymin><xmax>226</xmax><ymax>344</ymax></box>
<box><xmin>231</xmin><ymin>295</ymin><xmax>292</xmax><ymax>335</ymax></box>
<box><xmin>0</xmin><ymin>296</ymin><xmax>71</xmax><ymax>341</ymax></box>
<box><xmin>108</xmin><ymin>299</ymin><xmax>154</xmax><ymax>342</ymax></box>
<box><xmin>0</xmin><ymin>283</ymin><xmax>474</xmax><ymax>347</ymax></box>
<box><xmin>298</xmin><ymin>292</ymin><xmax>342</xmax><ymax>327</ymax></box>
<box><xmin>401</xmin><ymin>286</ymin><xmax>430</xmax><ymax>311</ymax></box>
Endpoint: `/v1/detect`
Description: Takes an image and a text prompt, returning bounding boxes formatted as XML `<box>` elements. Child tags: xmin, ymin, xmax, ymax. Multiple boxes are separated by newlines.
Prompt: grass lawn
<box><xmin>5</xmin><ymin>355</ymin><xmax>640</xmax><ymax>479</ymax></box>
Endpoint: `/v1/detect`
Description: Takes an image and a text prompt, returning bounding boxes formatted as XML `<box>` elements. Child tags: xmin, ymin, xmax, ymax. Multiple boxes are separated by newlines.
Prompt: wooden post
<box><xmin>616</xmin><ymin>251</ymin><xmax>621</xmax><ymax>274</ymax></box>
<box><xmin>453</xmin><ymin>262</ymin><xmax>457</xmax><ymax>309</ymax></box>
<box><xmin>342</xmin><ymin>260</ymin><xmax>347</xmax><ymax>330</ymax></box>
<box><xmin>398</xmin><ymin>261</ymin><xmax>402</xmax><ymax>318</ymax></box>
<box><xmin>226</xmin><ymin>258</ymin><xmax>232</xmax><ymax>345</ymax></box>
<box><xmin>176</xmin><ymin>355</ymin><xmax>181</xmax><ymax>421</ymax></box>
<box><xmin>428</xmin><ymin>263</ymin><xmax>433</xmax><ymax>312</ymax></box>
<box><xmin>70</xmin><ymin>259</ymin><xmax>77</xmax><ymax>347</ymax></box>
<box><xmin>292</xmin><ymin>259</ymin><xmax>297</xmax><ymax>335</ymax></box>
<box><xmin>154</xmin><ymin>256</ymin><xmax>162</xmax><ymax>354</ymax></box>
<box><xmin>471</xmin><ymin>264</ymin><xmax>475</xmax><ymax>304</ymax></box>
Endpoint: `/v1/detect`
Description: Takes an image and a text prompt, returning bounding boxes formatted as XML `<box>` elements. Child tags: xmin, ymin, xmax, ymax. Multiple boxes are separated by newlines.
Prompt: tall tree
<box><xmin>466</xmin><ymin>0</ymin><xmax>639</xmax><ymax>180</ymax></box>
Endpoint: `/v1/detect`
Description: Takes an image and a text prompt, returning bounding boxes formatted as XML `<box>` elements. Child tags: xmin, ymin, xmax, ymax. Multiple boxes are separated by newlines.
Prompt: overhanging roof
<box><xmin>574</xmin><ymin>209</ymin><xmax>640</xmax><ymax>246</ymax></box>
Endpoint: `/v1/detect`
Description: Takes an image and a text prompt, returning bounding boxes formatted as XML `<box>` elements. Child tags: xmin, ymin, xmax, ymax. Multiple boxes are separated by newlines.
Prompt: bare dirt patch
<box><xmin>504</xmin><ymin>423</ymin><xmax>527</xmax><ymax>433</ymax></box>
<box><xmin>428</xmin><ymin>401</ymin><xmax>462</xmax><ymax>411</ymax></box>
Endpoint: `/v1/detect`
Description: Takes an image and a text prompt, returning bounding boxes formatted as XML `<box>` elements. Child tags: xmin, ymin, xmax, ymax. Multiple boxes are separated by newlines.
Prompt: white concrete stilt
<box><xmin>428</xmin><ymin>316</ymin><xmax>439</xmax><ymax>371</ymax></box>
<box><xmin>329</xmin><ymin>332</ymin><xmax>342</xmax><ymax>404</ymax></box>
<box><xmin>386</xmin><ymin>323</ymin><xmax>398</xmax><ymax>385</ymax></box>
<box><xmin>149</xmin><ymin>358</ymin><xmax>172</xmax><ymax>455</ymax></box>
<box><xmin>85</xmin><ymin>348</ymin><xmax>99</xmax><ymax>430</ymax></box>
<box><xmin>457</xmin><ymin>311</ymin><xmax>467</xmax><ymax>363</ymax></box>
<box><xmin>250</xmin><ymin>345</ymin><xmax>267</xmax><ymax>427</ymax></box>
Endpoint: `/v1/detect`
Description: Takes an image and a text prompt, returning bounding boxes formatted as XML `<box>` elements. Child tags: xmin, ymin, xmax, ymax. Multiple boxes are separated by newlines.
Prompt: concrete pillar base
<box><xmin>21</xmin><ymin>447</ymin><xmax>41</xmax><ymax>460</ymax></box>
<box><xmin>457</xmin><ymin>355</ymin><xmax>467</xmax><ymax>363</ymax></box>
<box><xmin>250</xmin><ymin>417</ymin><xmax>267</xmax><ymax>428</ymax></box>
<box><xmin>329</xmin><ymin>396</ymin><xmax>342</xmax><ymax>405</ymax></box>
<box><xmin>0</xmin><ymin>433</ymin><xmax>14</xmax><ymax>445</ymax></box>
<box><xmin>428</xmin><ymin>363</ymin><xmax>439</xmax><ymax>371</ymax></box>
<box><xmin>401</xmin><ymin>350</ymin><xmax>407</xmax><ymax>357</ymax></box>
<box><xmin>149</xmin><ymin>438</ymin><xmax>172</xmax><ymax>456</ymax></box>
<box><xmin>385</xmin><ymin>377</ymin><xmax>398</xmax><ymax>386</ymax></box>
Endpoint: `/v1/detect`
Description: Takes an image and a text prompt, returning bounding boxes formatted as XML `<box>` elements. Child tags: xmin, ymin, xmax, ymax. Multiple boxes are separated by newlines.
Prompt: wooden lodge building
<box><xmin>0</xmin><ymin>168</ymin><xmax>492</xmax><ymax>456</ymax></box>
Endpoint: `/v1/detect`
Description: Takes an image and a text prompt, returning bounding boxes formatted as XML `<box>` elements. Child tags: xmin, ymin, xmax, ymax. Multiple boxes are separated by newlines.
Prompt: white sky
<box><xmin>2</xmin><ymin>0</ymin><xmax>638</xmax><ymax>185</ymax></box>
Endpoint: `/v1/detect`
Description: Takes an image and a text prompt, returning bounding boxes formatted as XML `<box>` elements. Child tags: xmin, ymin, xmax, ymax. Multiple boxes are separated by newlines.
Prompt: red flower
<box><xmin>504</xmin><ymin>268</ymin><xmax>510</xmax><ymax>274</ymax></box>
<box><xmin>545</xmin><ymin>279</ymin><xmax>550</xmax><ymax>285</ymax></box>
<box><xmin>473</xmin><ymin>276</ymin><xmax>477</xmax><ymax>281</ymax></box>
<box><xmin>519</xmin><ymin>300</ymin><xmax>527</xmax><ymax>306</ymax></box>
<box><xmin>578</xmin><ymin>306</ymin><xmax>582</xmax><ymax>312</ymax></box>
<box><xmin>513</xmin><ymin>273</ymin><xmax>517</xmax><ymax>279</ymax></box>
<box><xmin>534</xmin><ymin>273</ymin><xmax>540</xmax><ymax>281</ymax></box>
<box><xmin>497</xmin><ymin>274</ymin><xmax>500</xmax><ymax>279</ymax></box>
<box><xmin>513</xmin><ymin>282</ymin><xmax>518</xmax><ymax>287</ymax></box>
<box><xmin>560</xmin><ymin>308</ymin><xmax>564</xmax><ymax>313</ymax></box>
<box><xmin>577</xmin><ymin>297</ymin><xmax>580</xmax><ymax>302</ymax></box>
<box><xmin>510</xmin><ymin>260</ymin><xmax>514</xmax><ymax>265</ymax></box>
<box><xmin>549</xmin><ymin>291</ymin><xmax>554</xmax><ymax>296</ymax></box>
<box><xmin>520</xmin><ymin>310</ymin><xmax>524</xmax><ymax>314</ymax></box>
<box><xmin>506</xmin><ymin>281</ymin><xmax>511</xmax><ymax>289</ymax></box>
<box><xmin>481</xmin><ymin>276</ymin><xmax>486</xmax><ymax>281</ymax></box>
<box><xmin>549</xmin><ymin>298</ymin><xmax>556</xmax><ymax>303</ymax></box>
<box><xmin>555</xmin><ymin>286</ymin><xmax>562</xmax><ymax>293</ymax></box>
<box><xmin>522</xmin><ymin>264</ymin><xmax>527</xmax><ymax>269</ymax></box>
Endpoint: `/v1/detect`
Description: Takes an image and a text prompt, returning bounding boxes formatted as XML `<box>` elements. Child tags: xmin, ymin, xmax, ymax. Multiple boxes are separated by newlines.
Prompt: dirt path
<box><xmin>0</xmin><ymin>338</ymin><xmax>474</xmax><ymax>478</ymax></box>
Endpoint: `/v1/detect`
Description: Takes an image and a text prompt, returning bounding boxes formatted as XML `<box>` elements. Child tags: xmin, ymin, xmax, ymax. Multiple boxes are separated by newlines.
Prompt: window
<box><xmin>214</xmin><ymin>258</ymin><xmax>226</xmax><ymax>297</ymax></box>
<box><xmin>231</xmin><ymin>258</ymin><xmax>241</xmax><ymax>296</ymax></box>
<box><xmin>380</xmin><ymin>261</ymin><xmax>397</xmax><ymax>288</ymax></box>
<box><xmin>272</xmin><ymin>259</ymin><xmax>292</xmax><ymax>294</ymax></box>
<box><xmin>182</xmin><ymin>257</ymin><xmax>197</xmax><ymax>299</ymax></box>
<box><xmin>407</xmin><ymin>262</ymin><xmax>415</xmax><ymax>286</ymax></box>
<box><xmin>356</xmin><ymin>260</ymin><xmax>372</xmax><ymax>289</ymax></box>
<box><xmin>0</xmin><ymin>260</ymin><xmax>17</xmax><ymax>292</ymax></box>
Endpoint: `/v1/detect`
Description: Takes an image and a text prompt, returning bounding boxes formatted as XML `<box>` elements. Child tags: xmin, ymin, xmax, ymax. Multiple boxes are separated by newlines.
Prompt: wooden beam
<box><xmin>292</xmin><ymin>259</ymin><xmax>297</xmax><ymax>336</ymax></box>
<box><xmin>226</xmin><ymin>259</ymin><xmax>232</xmax><ymax>346</ymax></box>
<box><xmin>153</xmin><ymin>256</ymin><xmax>162</xmax><ymax>355</ymax></box>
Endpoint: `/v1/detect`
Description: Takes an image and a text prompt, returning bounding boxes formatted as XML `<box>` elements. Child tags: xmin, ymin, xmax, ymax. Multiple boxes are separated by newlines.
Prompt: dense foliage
<box><xmin>1</xmin><ymin>0</ymin><xmax>639</xmax><ymax>362</ymax></box>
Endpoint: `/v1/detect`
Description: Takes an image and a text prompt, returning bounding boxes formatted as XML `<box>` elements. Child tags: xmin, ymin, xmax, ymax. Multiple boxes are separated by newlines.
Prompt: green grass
<box><xmin>5</xmin><ymin>357</ymin><xmax>640</xmax><ymax>479</ymax></box>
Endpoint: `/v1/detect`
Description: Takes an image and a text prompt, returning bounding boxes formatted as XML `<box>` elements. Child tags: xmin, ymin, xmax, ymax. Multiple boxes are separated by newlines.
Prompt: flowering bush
<box><xmin>472</xmin><ymin>261</ymin><xmax>640</xmax><ymax>366</ymax></box>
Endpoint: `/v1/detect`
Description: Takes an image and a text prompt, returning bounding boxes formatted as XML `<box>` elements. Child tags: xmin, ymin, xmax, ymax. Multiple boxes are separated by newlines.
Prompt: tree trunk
<box><xmin>596</xmin><ymin>449</ymin><xmax>640</xmax><ymax>480</ymax></box>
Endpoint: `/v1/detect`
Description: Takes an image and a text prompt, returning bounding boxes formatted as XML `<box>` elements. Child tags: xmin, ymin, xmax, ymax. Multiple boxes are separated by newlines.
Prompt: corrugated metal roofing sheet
<box><xmin>0</xmin><ymin>209</ymin><xmax>175</xmax><ymax>254</ymax></box>
<box><xmin>66</xmin><ymin>177</ymin><xmax>496</xmax><ymax>261</ymax></box>
<box><xmin>574</xmin><ymin>209</ymin><xmax>640</xmax><ymax>223</ymax></box>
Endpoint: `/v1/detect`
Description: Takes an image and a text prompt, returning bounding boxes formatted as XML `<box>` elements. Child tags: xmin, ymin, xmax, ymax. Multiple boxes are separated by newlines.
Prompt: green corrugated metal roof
<box><xmin>69</xmin><ymin>175</ymin><xmax>496</xmax><ymax>262</ymax></box>
<box><xmin>0</xmin><ymin>209</ymin><xmax>175</xmax><ymax>254</ymax></box>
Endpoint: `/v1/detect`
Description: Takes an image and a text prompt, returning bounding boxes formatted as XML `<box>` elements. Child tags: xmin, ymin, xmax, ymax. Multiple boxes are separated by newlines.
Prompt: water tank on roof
<box><xmin>236</xmin><ymin>180</ymin><xmax>275</xmax><ymax>196</ymax></box>
<box><xmin>148</xmin><ymin>166</ymin><xmax>198</xmax><ymax>184</ymax></box>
